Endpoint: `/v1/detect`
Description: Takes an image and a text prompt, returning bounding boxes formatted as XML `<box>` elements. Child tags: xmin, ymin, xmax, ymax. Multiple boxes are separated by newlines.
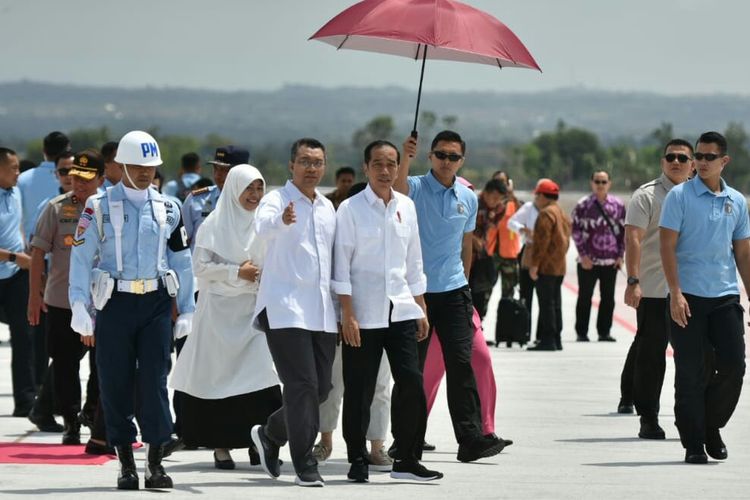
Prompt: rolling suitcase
<box><xmin>495</xmin><ymin>297</ymin><xmax>530</xmax><ymax>347</ymax></box>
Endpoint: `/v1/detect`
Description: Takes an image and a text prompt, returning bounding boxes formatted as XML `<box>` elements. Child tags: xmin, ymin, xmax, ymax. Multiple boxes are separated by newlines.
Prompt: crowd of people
<box><xmin>0</xmin><ymin>127</ymin><xmax>747</xmax><ymax>489</ymax></box>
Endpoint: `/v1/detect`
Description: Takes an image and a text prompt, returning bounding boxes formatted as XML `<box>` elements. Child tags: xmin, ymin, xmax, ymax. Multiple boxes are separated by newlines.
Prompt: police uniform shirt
<box><xmin>182</xmin><ymin>185</ymin><xmax>220</xmax><ymax>247</ymax></box>
<box><xmin>0</xmin><ymin>186</ymin><xmax>24</xmax><ymax>279</ymax></box>
<box><xmin>31</xmin><ymin>192</ymin><xmax>84</xmax><ymax>309</ymax></box>
<box><xmin>68</xmin><ymin>183</ymin><xmax>195</xmax><ymax>315</ymax></box>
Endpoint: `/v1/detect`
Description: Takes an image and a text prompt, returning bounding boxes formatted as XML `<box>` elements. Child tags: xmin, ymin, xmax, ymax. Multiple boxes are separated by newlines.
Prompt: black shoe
<box><xmin>617</xmin><ymin>399</ymin><xmax>635</xmax><ymax>414</ymax></box>
<box><xmin>598</xmin><ymin>335</ymin><xmax>617</xmax><ymax>342</ymax></box>
<box><xmin>685</xmin><ymin>447</ymin><xmax>708</xmax><ymax>464</ymax></box>
<box><xmin>390</xmin><ymin>460</ymin><xmax>443</xmax><ymax>481</ymax></box>
<box><xmin>527</xmin><ymin>343</ymin><xmax>557</xmax><ymax>351</ymax></box>
<box><xmin>487</xmin><ymin>433</ymin><xmax>514</xmax><ymax>447</ymax></box>
<box><xmin>705</xmin><ymin>429</ymin><xmax>728</xmax><ymax>460</ymax></box>
<box><xmin>62</xmin><ymin>418</ymin><xmax>81</xmax><ymax>445</ymax></box>
<box><xmin>85</xmin><ymin>439</ymin><xmax>116</xmax><ymax>455</ymax></box>
<box><xmin>162</xmin><ymin>437</ymin><xmax>185</xmax><ymax>458</ymax></box>
<box><xmin>638</xmin><ymin>417</ymin><xmax>665</xmax><ymax>440</ymax></box>
<box><xmin>12</xmin><ymin>405</ymin><xmax>32</xmax><ymax>417</ymax></box>
<box><xmin>77</xmin><ymin>410</ymin><xmax>95</xmax><ymax>429</ymax></box>
<box><xmin>576</xmin><ymin>336</ymin><xmax>590</xmax><ymax>342</ymax></box>
<box><xmin>457</xmin><ymin>434</ymin><xmax>506</xmax><ymax>463</ymax></box>
<box><xmin>214</xmin><ymin>450</ymin><xmax>236</xmax><ymax>470</ymax></box>
<box><xmin>116</xmin><ymin>445</ymin><xmax>139</xmax><ymax>490</ymax></box>
<box><xmin>422</xmin><ymin>441</ymin><xmax>436</xmax><ymax>451</ymax></box>
<box><xmin>145</xmin><ymin>444</ymin><xmax>173</xmax><ymax>489</ymax></box>
<box><xmin>347</xmin><ymin>458</ymin><xmax>369</xmax><ymax>483</ymax></box>
<box><xmin>251</xmin><ymin>425</ymin><xmax>280</xmax><ymax>479</ymax></box>
<box><xmin>28</xmin><ymin>409</ymin><xmax>64</xmax><ymax>432</ymax></box>
<box><xmin>555</xmin><ymin>342</ymin><xmax>563</xmax><ymax>350</ymax></box>
<box><xmin>295</xmin><ymin>466</ymin><xmax>324</xmax><ymax>487</ymax></box>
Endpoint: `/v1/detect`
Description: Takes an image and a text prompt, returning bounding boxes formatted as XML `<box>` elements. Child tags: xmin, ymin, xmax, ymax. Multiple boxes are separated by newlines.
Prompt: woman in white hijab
<box><xmin>171</xmin><ymin>164</ymin><xmax>281</xmax><ymax>470</ymax></box>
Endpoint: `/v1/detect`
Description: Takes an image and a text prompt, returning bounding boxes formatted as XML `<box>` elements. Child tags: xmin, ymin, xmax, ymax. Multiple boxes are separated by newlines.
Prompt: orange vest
<box><xmin>486</xmin><ymin>200</ymin><xmax>521</xmax><ymax>259</ymax></box>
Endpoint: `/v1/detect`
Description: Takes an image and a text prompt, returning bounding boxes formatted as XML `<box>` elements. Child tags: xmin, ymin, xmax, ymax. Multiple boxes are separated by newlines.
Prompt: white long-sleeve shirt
<box><xmin>253</xmin><ymin>180</ymin><xmax>337</xmax><ymax>333</ymax></box>
<box><xmin>332</xmin><ymin>185</ymin><xmax>426</xmax><ymax>329</ymax></box>
<box><xmin>508</xmin><ymin>200</ymin><xmax>539</xmax><ymax>245</ymax></box>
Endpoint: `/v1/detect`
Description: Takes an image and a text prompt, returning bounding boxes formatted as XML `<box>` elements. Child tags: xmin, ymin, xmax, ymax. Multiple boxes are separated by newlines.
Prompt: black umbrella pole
<box><xmin>411</xmin><ymin>45</ymin><xmax>428</xmax><ymax>141</ymax></box>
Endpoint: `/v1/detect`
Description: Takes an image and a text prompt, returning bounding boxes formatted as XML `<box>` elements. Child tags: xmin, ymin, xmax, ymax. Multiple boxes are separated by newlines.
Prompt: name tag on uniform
<box><xmin>725</xmin><ymin>200</ymin><xmax>733</xmax><ymax>215</ymax></box>
<box><xmin>457</xmin><ymin>203</ymin><xmax>465</xmax><ymax>215</ymax></box>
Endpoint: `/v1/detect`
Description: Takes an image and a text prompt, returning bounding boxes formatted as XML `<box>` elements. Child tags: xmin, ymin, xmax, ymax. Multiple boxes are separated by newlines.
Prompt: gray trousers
<box><xmin>260</xmin><ymin>318</ymin><xmax>337</xmax><ymax>473</ymax></box>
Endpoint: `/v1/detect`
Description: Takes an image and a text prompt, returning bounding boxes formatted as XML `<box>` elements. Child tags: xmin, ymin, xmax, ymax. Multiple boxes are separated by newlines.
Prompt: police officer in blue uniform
<box><xmin>68</xmin><ymin>130</ymin><xmax>195</xmax><ymax>490</ymax></box>
<box><xmin>181</xmin><ymin>145</ymin><xmax>249</xmax><ymax>249</ymax></box>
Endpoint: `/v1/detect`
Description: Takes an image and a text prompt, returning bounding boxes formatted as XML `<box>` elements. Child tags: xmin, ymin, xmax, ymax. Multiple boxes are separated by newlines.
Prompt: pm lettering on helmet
<box><xmin>140</xmin><ymin>142</ymin><xmax>159</xmax><ymax>158</ymax></box>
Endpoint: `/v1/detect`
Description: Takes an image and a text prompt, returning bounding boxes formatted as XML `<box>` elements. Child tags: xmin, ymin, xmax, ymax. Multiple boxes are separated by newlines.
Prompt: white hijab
<box><xmin>195</xmin><ymin>164</ymin><xmax>265</xmax><ymax>266</ymax></box>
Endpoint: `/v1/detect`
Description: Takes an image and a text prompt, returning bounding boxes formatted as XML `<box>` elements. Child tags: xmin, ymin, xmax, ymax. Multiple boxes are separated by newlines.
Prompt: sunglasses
<box><xmin>693</xmin><ymin>152</ymin><xmax>723</xmax><ymax>162</ymax></box>
<box><xmin>56</xmin><ymin>168</ymin><xmax>71</xmax><ymax>176</ymax></box>
<box><xmin>592</xmin><ymin>179</ymin><xmax>608</xmax><ymax>185</ymax></box>
<box><xmin>663</xmin><ymin>153</ymin><xmax>691</xmax><ymax>164</ymax></box>
<box><xmin>432</xmin><ymin>151</ymin><xmax>463</xmax><ymax>162</ymax></box>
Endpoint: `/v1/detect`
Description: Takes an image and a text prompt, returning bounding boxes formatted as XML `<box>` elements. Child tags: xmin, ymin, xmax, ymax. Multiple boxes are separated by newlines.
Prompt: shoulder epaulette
<box><xmin>191</xmin><ymin>186</ymin><xmax>211</xmax><ymax>196</ymax></box>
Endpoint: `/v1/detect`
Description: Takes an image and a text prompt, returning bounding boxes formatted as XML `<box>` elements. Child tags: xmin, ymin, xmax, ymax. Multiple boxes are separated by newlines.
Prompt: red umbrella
<box><xmin>310</xmin><ymin>0</ymin><xmax>541</xmax><ymax>135</ymax></box>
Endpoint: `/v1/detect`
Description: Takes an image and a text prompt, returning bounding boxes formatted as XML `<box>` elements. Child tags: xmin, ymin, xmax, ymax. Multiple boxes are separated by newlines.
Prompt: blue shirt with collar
<box><xmin>407</xmin><ymin>170</ymin><xmax>478</xmax><ymax>293</ymax></box>
<box><xmin>68</xmin><ymin>183</ymin><xmax>195</xmax><ymax>314</ymax></box>
<box><xmin>181</xmin><ymin>185</ymin><xmax>220</xmax><ymax>249</ymax></box>
<box><xmin>164</xmin><ymin>173</ymin><xmax>201</xmax><ymax>199</ymax></box>
<box><xmin>659</xmin><ymin>175</ymin><xmax>750</xmax><ymax>298</ymax></box>
<box><xmin>0</xmin><ymin>186</ymin><xmax>24</xmax><ymax>279</ymax></box>
<box><xmin>17</xmin><ymin>161</ymin><xmax>59</xmax><ymax>241</ymax></box>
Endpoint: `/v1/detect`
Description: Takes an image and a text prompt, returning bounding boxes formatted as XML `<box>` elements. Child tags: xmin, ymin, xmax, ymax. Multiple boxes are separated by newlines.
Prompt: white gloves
<box><xmin>174</xmin><ymin>312</ymin><xmax>194</xmax><ymax>339</ymax></box>
<box><xmin>71</xmin><ymin>301</ymin><xmax>94</xmax><ymax>336</ymax></box>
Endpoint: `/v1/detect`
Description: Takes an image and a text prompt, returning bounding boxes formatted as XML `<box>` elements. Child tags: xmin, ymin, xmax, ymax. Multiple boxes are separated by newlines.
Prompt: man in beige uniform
<box><xmin>27</xmin><ymin>150</ymin><xmax>105</xmax><ymax>445</ymax></box>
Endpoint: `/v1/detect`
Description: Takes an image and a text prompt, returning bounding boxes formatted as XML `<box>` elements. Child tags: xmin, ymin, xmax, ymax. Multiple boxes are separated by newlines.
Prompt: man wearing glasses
<box><xmin>616</xmin><ymin>139</ymin><xmax>693</xmax><ymax>439</ymax></box>
<box><xmin>571</xmin><ymin>170</ymin><xmax>626</xmax><ymax>342</ymax></box>
<box><xmin>659</xmin><ymin>131</ymin><xmax>750</xmax><ymax>464</ymax></box>
<box><xmin>396</xmin><ymin>131</ymin><xmax>508</xmax><ymax>463</ymax></box>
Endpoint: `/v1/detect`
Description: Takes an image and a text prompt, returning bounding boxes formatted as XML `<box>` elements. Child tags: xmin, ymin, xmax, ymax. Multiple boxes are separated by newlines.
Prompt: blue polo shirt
<box><xmin>659</xmin><ymin>176</ymin><xmax>750</xmax><ymax>298</ymax></box>
<box><xmin>0</xmin><ymin>186</ymin><xmax>24</xmax><ymax>279</ymax></box>
<box><xmin>407</xmin><ymin>170</ymin><xmax>477</xmax><ymax>293</ymax></box>
<box><xmin>17</xmin><ymin>161</ymin><xmax>59</xmax><ymax>241</ymax></box>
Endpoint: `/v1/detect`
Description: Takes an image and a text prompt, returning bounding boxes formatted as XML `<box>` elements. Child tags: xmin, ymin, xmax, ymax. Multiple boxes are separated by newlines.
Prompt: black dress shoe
<box><xmin>705</xmin><ymin>429</ymin><xmax>728</xmax><ymax>460</ymax></box>
<box><xmin>77</xmin><ymin>410</ymin><xmax>95</xmax><ymax>429</ymax></box>
<box><xmin>62</xmin><ymin>419</ymin><xmax>81</xmax><ymax>445</ymax></box>
<box><xmin>28</xmin><ymin>409</ymin><xmax>64</xmax><ymax>432</ymax></box>
<box><xmin>617</xmin><ymin>399</ymin><xmax>635</xmax><ymax>414</ymax></box>
<box><xmin>422</xmin><ymin>442</ymin><xmax>436</xmax><ymax>451</ymax></box>
<box><xmin>347</xmin><ymin>458</ymin><xmax>369</xmax><ymax>483</ymax></box>
<box><xmin>213</xmin><ymin>450</ymin><xmax>236</xmax><ymax>470</ymax></box>
<box><xmin>457</xmin><ymin>434</ymin><xmax>506</xmax><ymax>462</ymax></box>
<box><xmin>527</xmin><ymin>343</ymin><xmax>557</xmax><ymax>351</ymax></box>
<box><xmin>685</xmin><ymin>448</ymin><xmax>708</xmax><ymax>464</ymax></box>
<box><xmin>576</xmin><ymin>335</ymin><xmax>590</xmax><ymax>342</ymax></box>
<box><xmin>638</xmin><ymin>417</ymin><xmax>665</xmax><ymax>440</ymax></box>
<box><xmin>598</xmin><ymin>335</ymin><xmax>617</xmax><ymax>342</ymax></box>
<box><xmin>85</xmin><ymin>439</ymin><xmax>116</xmax><ymax>455</ymax></box>
<box><xmin>162</xmin><ymin>437</ymin><xmax>184</xmax><ymax>458</ymax></box>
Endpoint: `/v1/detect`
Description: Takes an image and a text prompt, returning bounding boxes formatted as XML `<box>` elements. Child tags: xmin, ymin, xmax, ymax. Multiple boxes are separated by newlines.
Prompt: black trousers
<box><xmin>259</xmin><ymin>311</ymin><xmax>337</xmax><ymax>474</ymax></box>
<box><xmin>618</xmin><ymin>298</ymin><xmax>669</xmax><ymax>417</ymax></box>
<box><xmin>518</xmin><ymin>248</ymin><xmax>536</xmax><ymax>340</ymax></box>
<box><xmin>172</xmin><ymin>335</ymin><xmax>187</xmax><ymax>438</ymax></box>
<box><xmin>575</xmin><ymin>264</ymin><xmax>618</xmax><ymax>339</ymax></box>
<box><xmin>0</xmin><ymin>270</ymin><xmax>36</xmax><ymax>413</ymax></box>
<box><xmin>419</xmin><ymin>286</ymin><xmax>483</xmax><ymax>445</ymax></box>
<box><xmin>46</xmin><ymin>305</ymin><xmax>87</xmax><ymax>421</ymax></box>
<box><xmin>669</xmin><ymin>294</ymin><xmax>745</xmax><ymax>450</ymax></box>
<box><xmin>82</xmin><ymin>347</ymin><xmax>100</xmax><ymax>418</ymax></box>
<box><xmin>536</xmin><ymin>274</ymin><xmax>563</xmax><ymax>348</ymax></box>
<box><xmin>343</xmin><ymin>320</ymin><xmax>426</xmax><ymax>463</ymax></box>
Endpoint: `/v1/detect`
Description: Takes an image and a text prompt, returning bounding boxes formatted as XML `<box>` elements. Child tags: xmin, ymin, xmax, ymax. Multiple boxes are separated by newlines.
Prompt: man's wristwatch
<box><xmin>8</xmin><ymin>252</ymin><xmax>16</xmax><ymax>263</ymax></box>
<box><xmin>627</xmin><ymin>276</ymin><xmax>639</xmax><ymax>286</ymax></box>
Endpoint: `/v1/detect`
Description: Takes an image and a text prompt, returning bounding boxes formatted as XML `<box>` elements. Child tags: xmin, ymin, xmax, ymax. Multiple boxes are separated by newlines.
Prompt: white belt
<box><xmin>116</xmin><ymin>278</ymin><xmax>164</xmax><ymax>295</ymax></box>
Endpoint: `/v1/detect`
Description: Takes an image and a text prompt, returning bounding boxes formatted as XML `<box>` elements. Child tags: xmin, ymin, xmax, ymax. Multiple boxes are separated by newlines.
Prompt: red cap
<box><xmin>534</xmin><ymin>178</ymin><xmax>560</xmax><ymax>196</ymax></box>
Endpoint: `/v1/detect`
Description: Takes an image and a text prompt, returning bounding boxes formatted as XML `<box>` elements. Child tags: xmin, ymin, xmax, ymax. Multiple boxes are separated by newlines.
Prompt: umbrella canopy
<box><xmin>310</xmin><ymin>0</ymin><xmax>541</xmax><ymax>133</ymax></box>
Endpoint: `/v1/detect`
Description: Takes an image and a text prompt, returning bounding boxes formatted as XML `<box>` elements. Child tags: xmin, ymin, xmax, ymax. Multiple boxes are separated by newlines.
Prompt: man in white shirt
<box><xmin>333</xmin><ymin>140</ymin><xmax>443</xmax><ymax>483</ymax></box>
<box><xmin>251</xmin><ymin>138</ymin><xmax>337</xmax><ymax>488</ymax></box>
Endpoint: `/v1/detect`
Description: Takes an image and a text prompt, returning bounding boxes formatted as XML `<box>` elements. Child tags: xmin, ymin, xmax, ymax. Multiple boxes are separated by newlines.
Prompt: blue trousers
<box><xmin>95</xmin><ymin>288</ymin><xmax>173</xmax><ymax>446</ymax></box>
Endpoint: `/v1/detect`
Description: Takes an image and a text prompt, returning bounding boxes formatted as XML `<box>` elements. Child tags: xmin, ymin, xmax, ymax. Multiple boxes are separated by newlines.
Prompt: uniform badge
<box><xmin>76</xmin><ymin>208</ymin><xmax>94</xmax><ymax>237</ymax></box>
<box><xmin>457</xmin><ymin>203</ymin><xmax>465</xmax><ymax>214</ymax></box>
<box><xmin>725</xmin><ymin>200</ymin><xmax>733</xmax><ymax>215</ymax></box>
<box><xmin>63</xmin><ymin>234</ymin><xmax>75</xmax><ymax>247</ymax></box>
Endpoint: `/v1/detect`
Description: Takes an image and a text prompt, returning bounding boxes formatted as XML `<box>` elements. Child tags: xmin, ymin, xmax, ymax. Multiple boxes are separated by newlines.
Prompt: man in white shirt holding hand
<box><xmin>333</xmin><ymin>140</ymin><xmax>443</xmax><ymax>483</ymax></box>
<box><xmin>251</xmin><ymin>138</ymin><xmax>338</xmax><ymax>488</ymax></box>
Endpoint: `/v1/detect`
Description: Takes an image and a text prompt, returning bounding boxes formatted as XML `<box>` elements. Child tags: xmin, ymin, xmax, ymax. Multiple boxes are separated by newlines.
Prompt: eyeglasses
<box><xmin>663</xmin><ymin>153</ymin><xmax>691</xmax><ymax>163</ymax></box>
<box><xmin>295</xmin><ymin>158</ymin><xmax>325</xmax><ymax>169</ymax></box>
<box><xmin>694</xmin><ymin>152</ymin><xmax>723</xmax><ymax>162</ymax></box>
<box><xmin>432</xmin><ymin>151</ymin><xmax>463</xmax><ymax>162</ymax></box>
<box><xmin>592</xmin><ymin>180</ymin><xmax>608</xmax><ymax>185</ymax></box>
<box><xmin>56</xmin><ymin>168</ymin><xmax>71</xmax><ymax>176</ymax></box>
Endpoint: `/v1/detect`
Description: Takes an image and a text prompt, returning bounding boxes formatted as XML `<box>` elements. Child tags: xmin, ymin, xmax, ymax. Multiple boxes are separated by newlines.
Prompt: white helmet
<box><xmin>114</xmin><ymin>130</ymin><xmax>163</xmax><ymax>167</ymax></box>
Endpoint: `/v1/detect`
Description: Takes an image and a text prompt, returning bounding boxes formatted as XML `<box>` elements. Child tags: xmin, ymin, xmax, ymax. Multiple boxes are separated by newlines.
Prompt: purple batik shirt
<box><xmin>571</xmin><ymin>193</ymin><xmax>626</xmax><ymax>265</ymax></box>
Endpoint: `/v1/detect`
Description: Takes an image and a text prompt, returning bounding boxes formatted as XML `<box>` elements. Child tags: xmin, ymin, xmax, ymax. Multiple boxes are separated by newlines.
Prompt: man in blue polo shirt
<box><xmin>395</xmin><ymin>131</ymin><xmax>508</xmax><ymax>463</ymax></box>
<box><xmin>659</xmin><ymin>131</ymin><xmax>750</xmax><ymax>464</ymax></box>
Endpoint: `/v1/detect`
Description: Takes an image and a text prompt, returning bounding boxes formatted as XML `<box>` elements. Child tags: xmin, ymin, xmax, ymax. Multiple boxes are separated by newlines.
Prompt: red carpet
<box><xmin>0</xmin><ymin>443</ymin><xmax>140</xmax><ymax>465</ymax></box>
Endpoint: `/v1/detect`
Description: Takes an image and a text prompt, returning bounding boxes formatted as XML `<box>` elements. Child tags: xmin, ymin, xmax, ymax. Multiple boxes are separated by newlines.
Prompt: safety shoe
<box><xmin>312</xmin><ymin>441</ymin><xmax>331</xmax><ymax>466</ymax></box>
<box><xmin>347</xmin><ymin>457</ymin><xmax>369</xmax><ymax>483</ymax></box>
<box><xmin>115</xmin><ymin>445</ymin><xmax>139</xmax><ymax>490</ymax></box>
<box><xmin>368</xmin><ymin>445</ymin><xmax>393</xmax><ymax>472</ymax></box>
<box><xmin>390</xmin><ymin>460</ymin><xmax>443</xmax><ymax>481</ymax></box>
<box><xmin>144</xmin><ymin>444</ymin><xmax>173</xmax><ymax>489</ymax></box>
<box><xmin>251</xmin><ymin>425</ymin><xmax>280</xmax><ymax>478</ymax></box>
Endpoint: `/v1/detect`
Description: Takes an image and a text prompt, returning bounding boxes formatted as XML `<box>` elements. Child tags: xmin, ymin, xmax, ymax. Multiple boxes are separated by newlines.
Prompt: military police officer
<box><xmin>181</xmin><ymin>145</ymin><xmax>249</xmax><ymax>249</ymax></box>
<box><xmin>68</xmin><ymin>130</ymin><xmax>195</xmax><ymax>490</ymax></box>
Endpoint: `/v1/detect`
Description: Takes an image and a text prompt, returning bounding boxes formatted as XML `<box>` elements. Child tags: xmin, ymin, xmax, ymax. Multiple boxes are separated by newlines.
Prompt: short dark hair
<box><xmin>590</xmin><ymin>170</ymin><xmax>610</xmax><ymax>180</ymax></box>
<box><xmin>335</xmin><ymin>166</ymin><xmax>356</xmax><ymax>179</ymax></box>
<box><xmin>542</xmin><ymin>193</ymin><xmax>559</xmax><ymax>201</ymax></box>
<box><xmin>663</xmin><ymin>138</ymin><xmax>693</xmax><ymax>155</ymax></box>
<box><xmin>192</xmin><ymin>177</ymin><xmax>214</xmax><ymax>189</ymax></box>
<box><xmin>55</xmin><ymin>152</ymin><xmax>74</xmax><ymax>166</ymax></box>
<box><xmin>181</xmin><ymin>152</ymin><xmax>201</xmax><ymax>171</ymax></box>
<box><xmin>483</xmin><ymin>179</ymin><xmax>508</xmax><ymax>195</ymax></box>
<box><xmin>363</xmin><ymin>140</ymin><xmax>401</xmax><ymax>165</ymax></box>
<box><xmin>431</xmin><ymin>130</ymin><xmax>466</xmax><ymax>155</ymax></box>
<box><xmin>100</xmin><ymin>141</ymin><xmax>118</xmax><ymax>162</ymax></box>
<box><xmin>697</xmin><ymin>131</ymin><xmax>728</xmax><ymax>156</ymax></box>
<box><xmin>0</xmin><ymin>147</ymin><xmax>17</xmax><ymax>164</ymax></box>
<box><xmin>346</xmin><ymin>182</ymin><xmax>368</xmax><ymax>199</ymax></box>
<box><xmin>290</xmin><ymin>138</ymin><xmax>326</xmax><ymax>162</ymax></box>
<box><xmin>43</xmin><ymin>131</ymin><xmax>71</xmax><ymax>158</ymax></box>
<box><xmin>19</xmin><ymin>159</ymin><xmax>35</xmax><ymax>172</ymax></box>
